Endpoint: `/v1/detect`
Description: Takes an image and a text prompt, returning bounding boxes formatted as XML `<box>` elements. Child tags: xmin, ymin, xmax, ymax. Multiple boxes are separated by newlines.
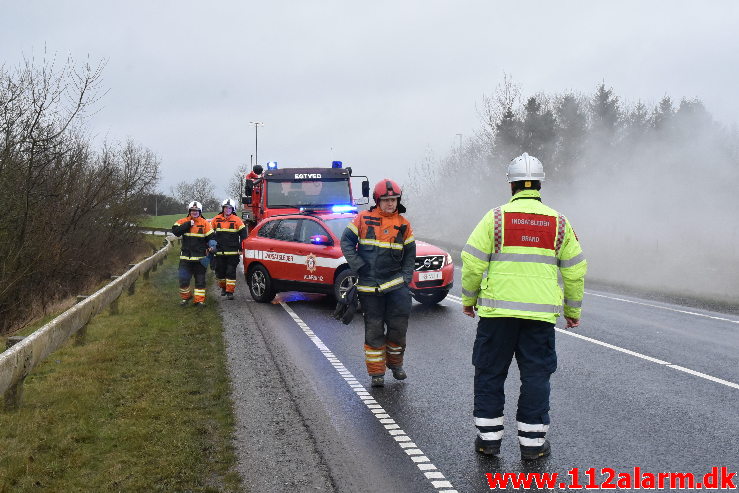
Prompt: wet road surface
<box><xmin>221</xmin><ymin>265</ymin><xmax>739</xmax><ymax>492</ymax></box>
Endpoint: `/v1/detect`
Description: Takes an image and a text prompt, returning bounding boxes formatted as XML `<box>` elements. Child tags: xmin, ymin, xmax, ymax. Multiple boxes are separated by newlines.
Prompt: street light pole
<box><xmin>249</xmin><ymin>121</ymin><xmax>264</xmax><ymax>166</ymax></box>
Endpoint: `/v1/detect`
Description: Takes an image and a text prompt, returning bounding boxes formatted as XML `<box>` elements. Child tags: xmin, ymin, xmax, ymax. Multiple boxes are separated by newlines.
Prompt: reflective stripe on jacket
<box><xmin>461</xmin><ymin>190</ymin><xmax>587</xmax><ymax>323</ymax></box>
<box><xmin>211</xmin><ymin>213</ymin><xmax>247</xmax><ymax>255</ymax></box>
<box><xmin>172</xmin><ymin>216</ymin><xmax>214</xmax><ymax>261</ymax></box>
<box><xmin>340</xmin><ymin>209</ymin><xmax>416</xmax><ymax>294</ymax></box>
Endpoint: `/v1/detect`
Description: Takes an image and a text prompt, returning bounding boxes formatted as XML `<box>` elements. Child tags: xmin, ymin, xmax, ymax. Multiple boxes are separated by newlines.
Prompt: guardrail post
<box><xmin>74</xmin><ymin>296</ymin><xmax>89</xmax><ymax>346</ymax></box>
<box><xmin>4</xmin><ymin>336</ymin><xmax>25</xmax><ymax>411</ymax></box>
<box><xmin>127</xmin><ymin>264</ymin><xmax>137</xmax><ymax>295</ymax></box>
<box><xmin>110</xmin><ymin>276</ymin><xmax>120</xmax><ymax>314</ymax></box>
<box><xmin>143</xmin><ymin>269</ymin><xmax>150</xmax><ymax>280</ymax></box>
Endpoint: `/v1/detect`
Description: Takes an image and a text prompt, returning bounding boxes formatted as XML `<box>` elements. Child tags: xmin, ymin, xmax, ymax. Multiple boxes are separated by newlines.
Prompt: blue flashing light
<box><xmin>267</xmin><ymin>161</ymin><xmax>278</xmax><ymax>169</ymax></box>
<box><xmin>331</xmin><ymin>205</ymin><xmax>357</xmax><ymax>213</ymax></box>
<box><xmin>331</xmin><ymin>160</ymin><xmax>343</xmax><ymax>168</ymax></box>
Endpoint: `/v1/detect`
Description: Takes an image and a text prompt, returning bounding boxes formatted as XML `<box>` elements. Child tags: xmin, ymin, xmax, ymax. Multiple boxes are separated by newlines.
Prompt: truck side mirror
<box><xmin>362</xmin><ymin>180</ymin><xmax>370</xmax><ymax>198</ymax></box>
<box><xmin>242</xmin><ymin>196</ymin><xmax>251</xmax><ymax>205</ymax></box>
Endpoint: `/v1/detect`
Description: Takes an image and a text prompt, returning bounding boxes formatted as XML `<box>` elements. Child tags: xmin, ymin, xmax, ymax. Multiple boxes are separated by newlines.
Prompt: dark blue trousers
<box><xmin>473</xmin><ymin>317</ymin><xmax>557</xmax><ymax>425</ymax></box>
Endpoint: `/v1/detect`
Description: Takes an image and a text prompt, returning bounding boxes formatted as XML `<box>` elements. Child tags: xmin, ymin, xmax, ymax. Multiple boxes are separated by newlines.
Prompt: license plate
<box><xmin>419</xmin><ymin>271</ymin><xmax>442</xmax><ymax>281</ymax></box>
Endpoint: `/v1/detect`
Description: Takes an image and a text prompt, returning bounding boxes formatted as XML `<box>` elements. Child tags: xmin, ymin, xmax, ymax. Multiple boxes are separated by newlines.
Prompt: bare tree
<box><xmin>172</xmin><ymin>177</ymin><xmax>218</xmax><ymax>211</ymax></box>
<box><xmin>477</xmin><ymin>73</ymin><xmax>521</xmax><ymax>149</ymax></box>
<box><xmin>226</xmin><ymin>162</ymin><xmax>249</xmax><ymax>204</ymax></box>
<box><xmin>0</xmin><ymin>54</ymin><xmax>161</xmax><ymax>334</ymax></box>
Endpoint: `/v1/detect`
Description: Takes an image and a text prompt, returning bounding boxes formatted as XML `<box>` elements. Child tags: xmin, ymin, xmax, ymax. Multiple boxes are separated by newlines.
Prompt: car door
<box><xmin>294</xmin><ymin>218</ymin><xmax>337</xmax><ymax>285</ymax></box>
<box><xmin>264</xmin><ymin>218</ymin><xmax>302</xmax><ymax>282</ymax></box>
<box><xmin>245</xmin><ymin>218</ymin><xmax>301</xmax><ymax>282</ymax></box>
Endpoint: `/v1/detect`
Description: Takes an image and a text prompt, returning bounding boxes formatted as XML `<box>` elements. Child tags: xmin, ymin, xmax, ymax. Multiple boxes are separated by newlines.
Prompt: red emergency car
<box><xmin>242</xmin><ymin>212</ymin><xmax>454</xmax><ymax>304</ymax></box>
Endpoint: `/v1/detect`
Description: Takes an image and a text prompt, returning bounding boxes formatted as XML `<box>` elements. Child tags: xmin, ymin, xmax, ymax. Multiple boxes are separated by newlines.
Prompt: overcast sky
<box><xmin>3</xmin><ymin>1</ymin><xmax>738</xmax><ymax>199</ymax></box>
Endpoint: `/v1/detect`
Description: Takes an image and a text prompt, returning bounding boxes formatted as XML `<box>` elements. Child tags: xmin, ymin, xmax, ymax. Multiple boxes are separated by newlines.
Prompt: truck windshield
<box><xmin>324</xmin><ymin>217</ymin><xmax>354</xmax><ymax>238</ymax></box>
<box><xmin>266</xmin><ymin>179</ymin><xmax>351</xmax><ymax>208</ymax></box>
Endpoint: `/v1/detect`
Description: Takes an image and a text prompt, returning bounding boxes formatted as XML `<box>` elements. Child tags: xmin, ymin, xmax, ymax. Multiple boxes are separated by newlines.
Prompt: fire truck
<box><xmin>239</xmin><ymin>162</ymin><xmax>454</xmax><ymax>305</ymax></box>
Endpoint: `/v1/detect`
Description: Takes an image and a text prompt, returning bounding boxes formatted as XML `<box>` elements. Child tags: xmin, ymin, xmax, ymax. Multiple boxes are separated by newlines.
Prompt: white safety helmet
<box><xmin>221</xmin><ymin>198</ymin><xmax>236</xmax><ymax>212</ymax></box>
<box><xmin>506</xmin><ymin>153</ymin><xmax>545</xmax><ymax>183</ymax></box>
<box><xmin>187</xmin><ymin>201</ymin><xmax>203</xmax><ymax>212</ymax></box>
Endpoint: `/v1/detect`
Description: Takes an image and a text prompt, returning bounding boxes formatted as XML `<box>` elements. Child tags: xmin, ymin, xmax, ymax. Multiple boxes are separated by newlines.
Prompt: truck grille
<box><xmin>415</xmin><ymin>255</ymin><xmax>445</xmax><ymax>271</ymax></box>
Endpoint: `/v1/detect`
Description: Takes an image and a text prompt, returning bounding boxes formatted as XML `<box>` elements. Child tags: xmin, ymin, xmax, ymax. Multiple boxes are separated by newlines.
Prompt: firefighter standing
<box><xmin>245</xmin><ymin>164</ymin><xmax>263</xmax><ymax>181</ymax></box>
<box><xmin>461</xmin><ymin>153</ymin><xmax>587</xmax><ymax>460</ymax></box>
<box><xmin>341</xmin><ymin>179</ymin><xmax>416</xmax><ymax>387</ymax></box>
<box><xmin>172</xmin><ymin>201</ymin><xmax>215</xmax><ymax>307</ymax></box>
<box><xmin>212</xmin><ymin>198</ymin><xmax>247</xmax><ymax>300</ymax></box>
<box><xmin>245</xmin><ymin>164</ymin><xmax>264</xmax><ymax>221</ymax></box>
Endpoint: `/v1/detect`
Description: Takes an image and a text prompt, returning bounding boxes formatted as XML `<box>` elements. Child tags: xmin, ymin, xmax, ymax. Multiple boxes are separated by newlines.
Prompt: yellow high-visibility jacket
<box><xmin>461</xmin><ymin>190</ymin><xmax>587</xmax><ymax>323</ymax></box>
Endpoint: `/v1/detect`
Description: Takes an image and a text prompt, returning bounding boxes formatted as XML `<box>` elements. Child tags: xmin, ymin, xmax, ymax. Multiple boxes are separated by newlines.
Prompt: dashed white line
<box><xmin>585</xmin><ymin>291</ymin><xmax>739</xmax><ymax>325</ymax></box>
<box><xmin>279</xmin><ymin>302</ymin><xmax>458</xmax><ymax>493</ymax></box>
<box><xmin>443</xmin><ymin>295</ymin><xmax>739</xmax><ymax>390</ymax></box>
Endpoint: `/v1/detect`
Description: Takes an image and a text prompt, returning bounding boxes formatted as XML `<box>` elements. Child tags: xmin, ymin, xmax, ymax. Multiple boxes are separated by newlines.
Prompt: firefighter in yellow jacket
<box><xmin>211</xmin><ymin>198</ymin><xmax>247</xmax><ymax>300</ymax></box>
<box><xmin>341</xmin><ymin>179</ymin><xmax>416</xmax><ymax>387</ymax></box>
<box><xmin>172</xmin><ymin>201</ymin><xmax>215</xmax><ymax>307</ymax></box>
<box><xmin>461</xmin><ymin>153</ymin><xmax>586</xmax><ymax>460</ymax></box>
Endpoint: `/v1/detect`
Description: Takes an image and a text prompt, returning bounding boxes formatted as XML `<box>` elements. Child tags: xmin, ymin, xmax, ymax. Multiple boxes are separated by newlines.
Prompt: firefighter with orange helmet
<box><xmin>340</xmin><ymin>179</ymin><xmax>416</xmax><ymax>387</ymax></box>
<box><xmin>172</xmin><ymin>201</ymin><xmax>215</xmax><ymax>307</ymax></box>
<box><xmin>212</xmin><ymin>198</ymin><xmax>247</xmax><ymax>300</ymax></box>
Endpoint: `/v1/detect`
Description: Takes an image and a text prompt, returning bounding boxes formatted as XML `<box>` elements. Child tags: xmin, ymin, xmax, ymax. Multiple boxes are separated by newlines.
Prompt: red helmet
<box><xmin>372</xmin><ymin>179</ymin><xmax>402</xmax><ymax>202</ymax></box>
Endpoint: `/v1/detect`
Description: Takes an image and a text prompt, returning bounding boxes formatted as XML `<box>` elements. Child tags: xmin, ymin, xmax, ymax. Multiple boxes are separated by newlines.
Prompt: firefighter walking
<box><xmin>461</xmin><ymin>153</ymin><xmax>587</xmax><ymax>460</ymax></box>
<box><xmin>172</xmin><ymin>201</ymin><xmax>215</xmax><ymax>307</ymax></box>
<box><xmin>341</xmin><ymin>179</ymin><xmax>416</xmax><ymax>387</ymax></box>
<box><xmin>212</xmin><ymin>198</ymin><xmax>247</xmax><ymax>300</ymax></box>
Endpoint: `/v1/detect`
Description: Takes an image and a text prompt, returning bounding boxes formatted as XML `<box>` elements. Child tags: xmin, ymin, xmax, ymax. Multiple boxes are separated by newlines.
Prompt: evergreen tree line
<box><xmin>406</xmin><ymin>77</ymin><xmax>739</xmax><ymax>301</ymax></box>
<box><xmin>0</xmin><ymin>58</ymin><xmax>161</xmax><ymax>333</ymax></box>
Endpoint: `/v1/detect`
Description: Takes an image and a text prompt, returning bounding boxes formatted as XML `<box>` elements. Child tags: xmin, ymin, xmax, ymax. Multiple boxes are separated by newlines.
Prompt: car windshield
<box><xmin>266</xmin><ymin>179</ymin><xmax>351</xmax><ymax>208</ymax></box>
<box><xmin>324</xmin><ymin>217</ymin><xmax>354</xmax><ymax>238</ymax></box>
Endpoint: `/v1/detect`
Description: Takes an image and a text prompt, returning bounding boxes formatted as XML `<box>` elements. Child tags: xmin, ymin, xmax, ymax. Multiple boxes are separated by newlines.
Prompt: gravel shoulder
<box><xmin>216</xmin><ymin>283</ymin><xmax>366</xmax><ymax>493</ymax></box>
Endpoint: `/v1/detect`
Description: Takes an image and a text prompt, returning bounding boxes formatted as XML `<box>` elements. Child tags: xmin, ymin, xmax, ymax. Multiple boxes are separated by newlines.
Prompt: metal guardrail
<box><xmin>0</xmin><ymin>235</ymin><xmax>177</xmax><ymax>410</ymax></box>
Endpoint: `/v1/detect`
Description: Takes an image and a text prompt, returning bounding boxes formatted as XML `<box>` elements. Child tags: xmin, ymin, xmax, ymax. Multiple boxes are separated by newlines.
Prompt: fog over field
<box><xmin>405</xmin><ymin>80</ymin><xmax>739</xmax><ymax>303</ymax></box>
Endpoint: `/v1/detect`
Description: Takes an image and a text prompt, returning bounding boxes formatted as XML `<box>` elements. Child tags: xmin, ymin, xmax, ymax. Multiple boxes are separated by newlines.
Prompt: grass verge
<box><xmin>139</xmin><ymin>213</ymin><xmax>220</xmax><ymax>230</ymax></box>
<box><xmin>0</xmin><ymin>243</ymin><xmax>242</xmax><ymax>492</ymax></box>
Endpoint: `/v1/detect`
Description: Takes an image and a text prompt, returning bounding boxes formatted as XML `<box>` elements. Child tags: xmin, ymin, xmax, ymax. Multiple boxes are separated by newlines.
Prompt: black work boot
<box><xmin>390</xmin><ymin>367</ymin><xmax>407</xmax><ymax>380</ymax></box>
<box><xmin>475</xmin><ymin>436</ymin><xmax>501</xmax><ymax>456</ymax></box>
<box><xmin>179</xmin><ymin>299</ymin><xmax>190</xmax><ymax>307</ymax></box>
<box><xmin>520</xmin><ymin>440</ymin><xmax>551</xmax><ymax>460</ymax></box>
<box><xmin>221</xmin><ymin>288</ymin><xmax>227</xmax><ymax>296</ymax></box>
<box><xmin>226</xmin><ymin>292</ymin><xmax>234</xmax><ymax>300</ymax></box>
<box><xmin>371</xmin><ymin>375</ymin><xmax>385</xmax><ymax>387</ymax></box>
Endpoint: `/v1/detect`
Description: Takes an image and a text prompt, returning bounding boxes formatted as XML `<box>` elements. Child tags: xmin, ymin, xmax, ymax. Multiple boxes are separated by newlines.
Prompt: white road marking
<box><xmin>452</xmin><ymin>262</ymin><xmax>737</xmax><ymax>323</ymax></box>
<box><xmin>584</xmin><ymin>291</ymin><xmax>739</xmax><ymax>325</ymax></box>
<box><xmin>279</xmin><ymin>302</ymin><xmax>458</xmax><ymax>493</ymax></box>
<box><xmin>443</xmin><ymin>296</ymin><xmax>739</xmax><ymax>391</ymax></box>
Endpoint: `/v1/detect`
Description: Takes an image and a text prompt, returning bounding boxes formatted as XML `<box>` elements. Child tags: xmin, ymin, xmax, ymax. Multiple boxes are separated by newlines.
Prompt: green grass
<box><xmin>0</xmin><ymin>246</ymin><xmax>243</xmax><ymax>492</ymax></box>
<box><xmin>139</xmin><ymin>213</ymin><xmax>220</xmax><ymax>229</ymax></box>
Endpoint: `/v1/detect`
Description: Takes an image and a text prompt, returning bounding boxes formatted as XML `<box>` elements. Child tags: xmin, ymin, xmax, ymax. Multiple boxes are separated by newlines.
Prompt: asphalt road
<box><xmin>220</xmin><ymin>264</ymin><xmax>739</xmax><ymax>492</ymax></box>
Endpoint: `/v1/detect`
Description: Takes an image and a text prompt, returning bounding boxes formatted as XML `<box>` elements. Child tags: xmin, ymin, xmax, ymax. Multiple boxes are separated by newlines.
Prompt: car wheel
<box><xmin>333</xmin><ymin>269</ymin><xmax>357</xmax><ymax>302</ymax></box>
<box><xmin>412</xmin><ymin>291</ymin><xmax>448</xmax><ymax>305</ymax></box>
<box><xmin>248</xmin><ymin>264</ymin><xmax>276</xmax><ymax>303</ymax></box>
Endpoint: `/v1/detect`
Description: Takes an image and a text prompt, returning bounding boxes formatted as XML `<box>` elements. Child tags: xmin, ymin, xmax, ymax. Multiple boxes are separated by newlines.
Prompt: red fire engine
<box><xmin>240</xmin><ymin>162</ymin><xmax>454</xmax><ymax>305</ymax></box>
